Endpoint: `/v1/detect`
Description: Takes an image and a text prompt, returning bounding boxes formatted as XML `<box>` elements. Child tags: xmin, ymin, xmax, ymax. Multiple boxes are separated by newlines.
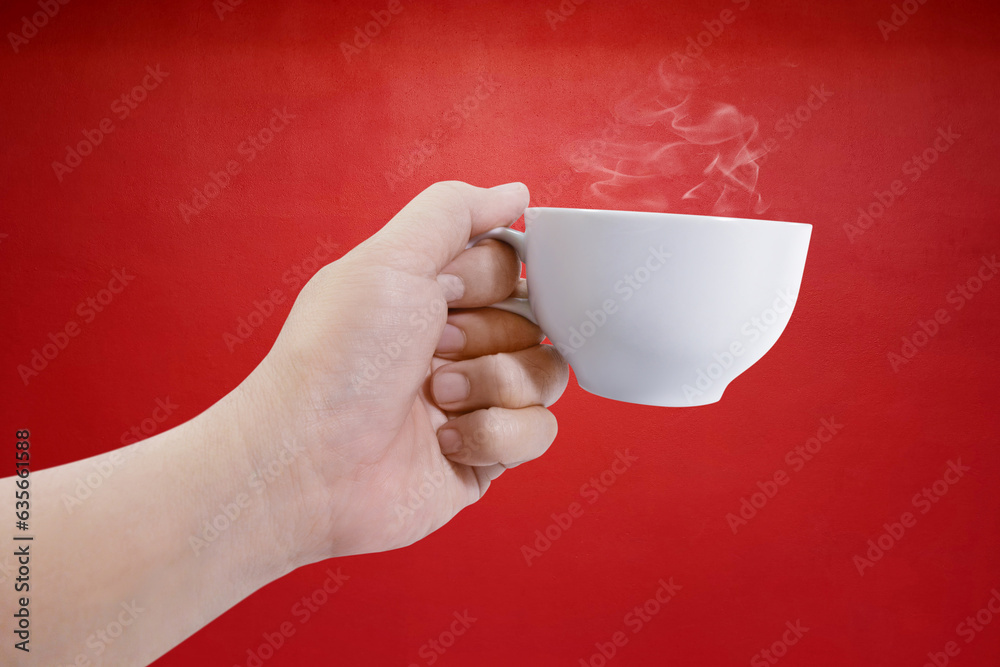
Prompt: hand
<box><xmin>223</xmin><ymin>181</ymin><xmax>570</xmax><ymax>566</ymax></box>
<box><xmin>1</xmin><ymin>181</ymin><xmax>569</xmax><ymax>667</ymax></box>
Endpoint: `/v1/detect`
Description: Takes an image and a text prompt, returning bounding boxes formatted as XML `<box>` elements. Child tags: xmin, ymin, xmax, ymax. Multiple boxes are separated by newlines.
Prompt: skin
<box><xmin>2</xmin><ymin>181</ymin><xmax>569</xmax><ymax>666</ymax></box>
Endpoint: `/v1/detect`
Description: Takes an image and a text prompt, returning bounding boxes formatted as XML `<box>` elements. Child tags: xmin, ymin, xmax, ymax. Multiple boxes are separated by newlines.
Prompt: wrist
<box><xmin>185</xmin><ymin>387</ymin><xmax>302</xmax><ymax>583</ymax></box>
<box><xmin>212</xmin><ymin>354</ymin><xmax>346</xmax><ymax>572</ymax></box>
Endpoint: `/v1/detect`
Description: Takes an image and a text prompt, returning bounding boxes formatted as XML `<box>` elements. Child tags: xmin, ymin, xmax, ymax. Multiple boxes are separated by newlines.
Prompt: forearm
<box><xmin>2</xmin><ymin>390</ymin><xmax>294</xmax><ymax>665</ymax></box>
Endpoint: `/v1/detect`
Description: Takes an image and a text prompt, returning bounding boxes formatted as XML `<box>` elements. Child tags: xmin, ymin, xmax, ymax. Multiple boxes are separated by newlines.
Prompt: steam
<box><xmin>564</xmin><ymin>62</ymin><xmax>769</xmax><ymax>216</ymax></box>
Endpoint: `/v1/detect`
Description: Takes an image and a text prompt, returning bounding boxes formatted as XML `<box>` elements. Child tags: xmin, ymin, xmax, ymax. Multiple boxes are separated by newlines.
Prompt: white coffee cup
<box><xmin>469</xmin><ymin>207</ymin><xmax>811</xmax><ymax>407</ymax></box>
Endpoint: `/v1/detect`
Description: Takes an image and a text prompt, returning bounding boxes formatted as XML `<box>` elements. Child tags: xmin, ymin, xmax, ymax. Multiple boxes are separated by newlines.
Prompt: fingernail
<box><xmin>436</xmin><ymin>323</ymin><xmax>466</xmax><ymax>354</ymax></box>
<box><xmin>490</xmin><ymin>182</ymin><xmax>525</xmax><ymax>192</ymax></box>
<box><xmin>433</xmin><ymin>372</ymin><xmax>470</xmax><ymax>405</ymax></box>
<box><xmin>437</xmin><ymin>273</ymin><xmax>464</xmax><ymax>302</ymax></box>
<box><xmin>438</xmin><ymin>428</ymin><xmax>463</xmax><ymax>455</ymax></box>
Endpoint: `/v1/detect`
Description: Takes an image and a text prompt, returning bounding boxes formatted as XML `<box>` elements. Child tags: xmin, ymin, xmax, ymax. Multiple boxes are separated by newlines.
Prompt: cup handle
<box><xmin>466</xmin><ymin>227</ymin><xmax>537</xmax><ymax>325</ymax></box>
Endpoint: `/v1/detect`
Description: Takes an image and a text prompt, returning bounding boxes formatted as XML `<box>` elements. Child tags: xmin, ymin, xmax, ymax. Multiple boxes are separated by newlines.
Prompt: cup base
<box><xmin>576</xmin><ymin>380</ymin><xmax>726</xmax><ymax>408</ymax></box>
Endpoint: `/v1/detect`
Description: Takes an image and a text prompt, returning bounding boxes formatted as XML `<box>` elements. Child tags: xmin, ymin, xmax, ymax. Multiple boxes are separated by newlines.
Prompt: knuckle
<box><xmin>484</xmin><ymin>239</ymin><xmax>519</xmax><ymax>275</ymax></box>
<box><xmin>519</xmin><ymin>408</ymin><xmax>557</xmax><ymax>460</ymax></box>
<box><xmin>482</xmin><ymin>407</ymin><xmax>516</xmax><ymax>443</ymax></box>
<box><xmin>422</xmin><ymin>181</ymin><xmax>468</xmax><ymax>210</ymax></box>
<box><xmin>537</xmin><ymin>346</ymin><xmax>570</xmax><ymax>402</ymax></box>
<box><xmin>466</xmin><ymin>413</ymin><xmax>496</xmax><ymax>452</ymax></box>
<box><xmin>470</xmin><ymin>247</ymin><xmax>518</xmax><ymax>300</ymax></box>
<box><xmin>456</xmin><ymin>438</ymin><xmax>479</xmax><ymax>459</ymax></box>
<box><xmin>512</xmin><ymin>277</ymin><xmax>529</xmax><ymax>299</ymax></box>
<box><xmin>498</xmin><ymin>312</ymin><xmax>538</xmax><ymax>347</ymax></box>
<box><xmin>492</xmin><ymin>354</ymin><xmax>530</xmax><ymax>406</ymax></box>
<box><xmin>548</xmin><ymin>345</ymin><xmax>571</xmax><ymax>383</ymax></box>
<box><xmin>541</xmin><ymin>408</ymin><xmax>559</xmax><ymax>443</ymax></box>
<box><xmin>424</xmin><ymin>180</ymin><xmax>459</xmax><ymax>196</ymax></box>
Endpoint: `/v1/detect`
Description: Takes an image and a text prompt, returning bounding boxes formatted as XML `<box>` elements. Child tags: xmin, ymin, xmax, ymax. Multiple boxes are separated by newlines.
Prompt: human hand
<box><xmin>222</xmin><ymin>181</ymin><xmax>569</xmax><ymax>567</ymax></box>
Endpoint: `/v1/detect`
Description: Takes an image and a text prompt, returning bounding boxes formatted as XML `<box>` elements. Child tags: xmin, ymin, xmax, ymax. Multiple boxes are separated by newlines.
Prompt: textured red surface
<box><xmin>2</xmin><ymin>0</ymin><xmax>999</xmax><ymax>665</ymax></box>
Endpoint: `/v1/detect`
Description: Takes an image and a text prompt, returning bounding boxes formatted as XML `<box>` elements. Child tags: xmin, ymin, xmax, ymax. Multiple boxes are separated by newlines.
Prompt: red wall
<box><xmin>2</xmin><ymin>0</ymin><xmax>999</xmax><ymax>665</ymax></box>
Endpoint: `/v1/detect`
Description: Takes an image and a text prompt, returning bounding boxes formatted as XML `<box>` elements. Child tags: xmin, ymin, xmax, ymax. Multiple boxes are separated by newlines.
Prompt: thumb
<box><xmin>365</xmin><ymin>181</ymin><xmax>529</xmax><ymax>276</ymax></box>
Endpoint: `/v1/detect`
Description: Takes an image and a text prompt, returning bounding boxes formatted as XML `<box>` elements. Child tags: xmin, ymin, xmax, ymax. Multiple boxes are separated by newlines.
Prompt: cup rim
<box><xmin>524</xmin><ymin>206</ymin><xmax>812</xmax><ymax>229</ymax></box>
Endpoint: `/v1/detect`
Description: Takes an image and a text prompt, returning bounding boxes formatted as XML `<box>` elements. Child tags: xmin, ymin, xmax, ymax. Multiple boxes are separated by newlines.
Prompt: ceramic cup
<box><xmin>468</xmin><ymin>207</ymin><xmax>812</xmax><ymax>407</ymax></box>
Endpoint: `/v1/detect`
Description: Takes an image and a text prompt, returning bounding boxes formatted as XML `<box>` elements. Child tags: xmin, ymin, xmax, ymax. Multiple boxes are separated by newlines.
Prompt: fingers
<box><xmin>437</xmin><ymin>406</ymin><xmax>558</xmax><ymax>467</ymax></box>
<box><xmin>431</xmin><ymin>345</ymin><xmax>569</xmax><ymax>412</ymax></box>
<box><xmin>438</xmin><ymin>239</ymin><xmax>520</xmax><ymax>308</ymax></box>
<box><xmin>435</xmin><ymin>307</ymin><xmax>544</xmax><ymax>359</ymax></box>
<box><xmin>371</xmin><ymin>181</ymin><xmax>529</xmax><ymax>276</ymax></box>
<box><xmin>511</xmin><ymin>277</ymin><xmax>528</xmax><ymax>299</ymax></box>
<box><xmin>469</xmin><ymin>463</ymin><xmax>507</xmax><ymax>498</ymax></box>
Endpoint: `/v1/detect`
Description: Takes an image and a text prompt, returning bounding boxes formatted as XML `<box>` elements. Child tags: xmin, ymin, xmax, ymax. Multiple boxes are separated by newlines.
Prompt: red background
<box><xmin>2</xmin><ymin>0</ymin><xmax>999</xmax><ymax>665</ymax></box>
